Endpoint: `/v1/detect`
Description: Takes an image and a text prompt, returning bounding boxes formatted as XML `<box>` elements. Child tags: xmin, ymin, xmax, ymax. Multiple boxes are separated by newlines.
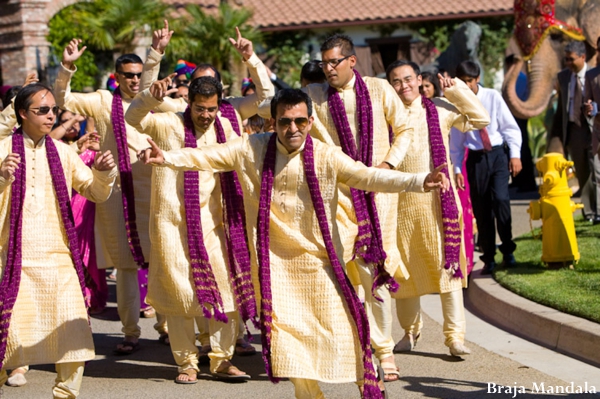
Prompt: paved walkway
<box><xmin>3</xmin><ymin>197</ymin><xmax>600</xmax><ymax>398</ymax></box>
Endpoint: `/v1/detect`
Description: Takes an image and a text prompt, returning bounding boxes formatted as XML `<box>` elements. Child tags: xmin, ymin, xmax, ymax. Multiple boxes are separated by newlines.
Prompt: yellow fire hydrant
<box><xmin>528</xmin><ymin>153</ymin><xmax>583</xmax><ymax>266</ymax></box>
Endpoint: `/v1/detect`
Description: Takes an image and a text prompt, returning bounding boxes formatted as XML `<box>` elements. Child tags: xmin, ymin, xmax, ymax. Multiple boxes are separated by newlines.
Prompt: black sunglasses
<box><xmin>118</xmin><ymin>71</ymin><xmax>142</xmax><ymax>79</ymax></box>
<box><xmin>28</xmin><ymin>106</ymin><xmax>59</xmax><ymax>116</ymax></box>
<box><xmin>277</xmin><ymin>117</ymin><xmax>309</xmax><ymax>129</ymax></box>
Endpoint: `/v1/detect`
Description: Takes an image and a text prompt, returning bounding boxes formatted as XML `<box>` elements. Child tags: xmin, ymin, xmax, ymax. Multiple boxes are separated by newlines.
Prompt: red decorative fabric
<box><xmin>514</xmin><ymin>0</ymin><xmax>585</xmax><ymax>60</ymax></box>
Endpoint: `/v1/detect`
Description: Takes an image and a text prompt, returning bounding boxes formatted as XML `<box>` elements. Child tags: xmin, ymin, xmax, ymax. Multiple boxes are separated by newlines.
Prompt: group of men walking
<box><xmin>0</xmin><ymin>19</ymin><xmax>528</xmax><ymax>399</ymax></box>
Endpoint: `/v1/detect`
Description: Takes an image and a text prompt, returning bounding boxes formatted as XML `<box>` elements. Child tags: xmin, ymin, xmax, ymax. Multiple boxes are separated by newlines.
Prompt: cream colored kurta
<box><xmin>393</xmin><ymin>80</ymin><xmax>490</xmax><ymax>298</ymax></box>
<box><xmin>0</xmin><ymin>103</ymin><xmax>16</xmax><ymax>138</ymax></box>
<box><xmin>0</xmin><ymin>133</ymin><xmax>116</xmax><ymax>368</ymax></box>
<box><xmin>160</xmin><ymin>133</ymin><xmax>427</xmax><ymax>382</ymax></box>
<box><xmin>54</xmin><ymin>64</ymin><xmax>157</xmax><ymax>270</ymax></box>
<box><xmin>305</xmin><ymin>76</ymin><xmax>413</xmax><ymax>279</ymax></box>
<box><xmin>125</xmin><ymin>90</ymin><xmax>238</xmax><ymax>315</ymax></box>
<box><xmin>142</xmin><ymin>50</ymin><xmax>275</xmax><ymax>122</ymax></box>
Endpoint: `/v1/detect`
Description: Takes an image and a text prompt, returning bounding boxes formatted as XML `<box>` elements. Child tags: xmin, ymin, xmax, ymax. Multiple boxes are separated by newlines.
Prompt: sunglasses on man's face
<box><xmin>277</xmin><ymin>117</ymin><xmax>309</xmax><ymax>130</ymax></box>
<box><xmin>28</xmin><ymin>106</ymin><xmax>59</xmax><ymax>116</ymax></box>
<box><xmin>118</xmin><ymin>71</ymin><xmax>142</xmax><ymax>79</ymax></box>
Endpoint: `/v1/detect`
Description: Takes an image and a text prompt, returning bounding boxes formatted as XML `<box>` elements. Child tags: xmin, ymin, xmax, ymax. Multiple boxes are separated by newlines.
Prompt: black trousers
<box><xmin>466</xmin><ymin>146</ymin><xmax>516</xmax><ymax>264</ymax></box>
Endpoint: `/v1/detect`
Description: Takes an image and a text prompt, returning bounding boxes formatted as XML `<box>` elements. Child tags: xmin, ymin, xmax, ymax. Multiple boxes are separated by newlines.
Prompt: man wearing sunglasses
<box><xmin>138</xmin><ymin>88</ymin><xmax>448</xmax><ymax>399</ymax></box>
<box><xmin>0</xmin><ymin>83</ymin><xmax>116</xmax><ymax>398</ymax></box>
<box><xmin>304</xmin><ymin>34</ymin><xmax>414</xmax><ymax>382</ymax></box>
<box><xmin>54</xmin><ymin>21</ymin><xmax>174</xmax><ymax>356</ymax></box>
<box><xmin>551</xmin><ymin>40</ymin><xmax>596</xmax><ymax>222</ymax></box>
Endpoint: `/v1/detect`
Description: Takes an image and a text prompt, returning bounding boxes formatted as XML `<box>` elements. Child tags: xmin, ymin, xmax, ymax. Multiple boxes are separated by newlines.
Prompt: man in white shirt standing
<box><xmin>450</xmin><ymin>61</ymin><xmax>522</xmax><ymax>275</ymax></box>
<box><xmin>553</xmin><ymin>41</ymin><xmax>596</xmax><ymax>222</ymax></box>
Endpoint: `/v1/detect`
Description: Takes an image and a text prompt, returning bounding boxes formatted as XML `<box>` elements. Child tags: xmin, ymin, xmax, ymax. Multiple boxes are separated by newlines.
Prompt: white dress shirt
<box><xmin>449</xmin><ymin>86</ymin><xmax>522</xmax><ymax>174</ymax></box>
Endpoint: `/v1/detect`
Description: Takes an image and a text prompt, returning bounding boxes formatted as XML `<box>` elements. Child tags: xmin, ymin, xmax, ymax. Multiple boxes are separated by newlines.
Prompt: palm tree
<box><xmin>168</xmin><ymin>2</ymin><xmax>262</xmax><ymax>90</ymax></box>
<box><xmin>76</xmin><ymin>0</ymin><xmax>169</xmax><ymax>54</ymax></box>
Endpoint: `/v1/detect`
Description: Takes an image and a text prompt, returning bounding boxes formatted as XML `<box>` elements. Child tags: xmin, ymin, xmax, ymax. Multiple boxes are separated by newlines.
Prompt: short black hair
<box><xmin>115</xmin><ymin>53</ymin><xmax>143</xmax><ymax>73</ymax></box>
<box><xmin>456</xmin><ymin>61</ymin><xmax>480</xmax><ymax>79</ymax></box>
<box><xmin>192</xmin><ymin>64</ymin><xmax>222</xmax><ymax>83</ymax></box>
<box><xmin>301</xmin><ymin>60</ymin><xmax>326</xmax><ymax>85</ymax></box>
<box><xmin>188</xmin><ymin>76</ymin><xmax>222</xmax><ymax>105</ymax></box>
<box><xmin>565</xmin><ymin>41</ymin><xmax>586</xmax><ymax>57</ymax></box>
<box><xmin>421</xmin><ymin>72</ymin><xmax>442</xmax><ymax>98</ymax></box>
<box><xmin>320</xmin><ymin>34</ymin><xmax>355</xmax><ymax>57</ymax></box>
<box><xmin>14</xmin><ymin>83</ymin><xmax>53</xmax><ymax>125</ymax></box>
<box><xmin>3</xmin><ymin>86</ymin><xmax>22</xmax><ymax>109</ymax></box>
<box><xmin>385</xmin><ymin>60</ymin><xmax>421</xmax><ymax>81</ymax></box>
<box><xmin>270</xmin><ymin>89</ymin><xmax>313</xmax><ymax>119</ymax></box>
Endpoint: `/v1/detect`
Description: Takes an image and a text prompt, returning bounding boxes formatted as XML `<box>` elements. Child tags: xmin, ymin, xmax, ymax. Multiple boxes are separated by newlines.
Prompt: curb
<box><xmin>464</xmin><ymin>262</ymin><xmax>600</xmax><ymax>368</ymax></box>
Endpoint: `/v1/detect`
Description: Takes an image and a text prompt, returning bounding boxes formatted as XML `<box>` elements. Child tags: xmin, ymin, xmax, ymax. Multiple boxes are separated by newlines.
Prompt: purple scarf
<box><xmin>0</xmin><ymin>130</ymin><xmax>89</xmax><ymax>369</ymax></box>
<box><xmin>111</xmin><ymin>87</ymin><xmax>147</xmax><ymax>269</ymax></box>
<box><xmin>182</xmin><ymin>108</ymin><xmax>257</xmax><ymax>325</ymax></box>
<box><xmin>219</xmin><ymin>100</ymin><xmax>241</xmax><ymax>135</ymax></box>
<box><xmin>257</xmin><ymin>134</ymin><xmax>382</xmax><ymax>398</ymax></box>
<box><xmin>327</xmin><ymin>70</ymin><xmax>398</xmax><ymax>295</ymax></box>
<box><xmin>422</xmin><ymin>95</ymin><xmax>463</xmax><ymax>278</ymax></box>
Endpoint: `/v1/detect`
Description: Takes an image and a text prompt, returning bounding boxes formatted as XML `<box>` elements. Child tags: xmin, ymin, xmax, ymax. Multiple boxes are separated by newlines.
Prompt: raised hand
<box><xmin>94</xmin><ymin>150</ymin><xmax>115</xmax><ymax>171</ymax></box>
<box><xmin>63</xmin><ymin>39</ymin><xmax>87</xmax><ymax>70</ymax></box>
<box><xmin>138</xmin><ymin>138</ymin><xmax>164</xmax><ymax>165</ymax></box>
<box><xmin>23</xmin><ymin>72</ymin><xmax>39</xmax><ymax>87</ymax></box>
<box><xmin>152</xmin><ymin>19</ymin><xmax>174</xmax><ymax>54</ymax></box>
<box><xmin>0</xmin><ymin>153</ymin><xmax>21</xmax><ymax>181</ymax></box>
<box><xmin>149</xmin><ymin>73</ymin><xmax>178</xmax><ymax>100</ymax></box>
<box><xmin>424</xmin><ymin>163</ymin><xmax>450</xmax><ymax>192</ymax></box>
<box><xmin>78</xmin><ymin>131</ymin><xmax>101</xmax><ymax>152</ymax></box>
<box><xmin>437</xmin><ymin>73</ymin><xmax>455</xmax><ymax>90</ymax></box>
<box><xmin>228</xmin><ymin>27</ymin><xmax>253</xmax><ymax>61</ymax></box>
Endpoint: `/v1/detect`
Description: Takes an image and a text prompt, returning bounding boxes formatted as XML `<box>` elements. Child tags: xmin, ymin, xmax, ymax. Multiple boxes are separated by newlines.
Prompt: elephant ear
<box><xmin>579</xmin><ymin>1</ymin><xmax>600</xmax><ymax>46</ymax></box>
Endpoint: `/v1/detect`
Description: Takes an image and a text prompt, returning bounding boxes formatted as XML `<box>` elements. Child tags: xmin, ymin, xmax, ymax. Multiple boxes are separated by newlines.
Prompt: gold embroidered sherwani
<box><xmin>159</xmin><ymin>133</ymin><xmax>427</xmax><ymax>382</ymax></box>
<box><xmin>305</xmin><ymin>76</ymin><xmax>413</xmax><ymax>279</ymax></box>
<box><xmin>54</xmin><ymin>63</ymin><xmax>158</xmax><ymax>271</ymax></box>
<box><xmin>141</xmin><ymin>49</ymin><xmax>275</xmax><ymax>123</ymax></box>
<box><xmin>393</xmin><ymin>80</ymin><xmax>490</xmax><ymax>298</ymax></box>
<box><xmin>0</xmin><ymin>134</ymin><xmax>116</xmax><ymax>368</ymax></box>
<box><xmin>125</xmin><ymin>89</ymin><xmax>238</xmax><ymax>315</ymax></box>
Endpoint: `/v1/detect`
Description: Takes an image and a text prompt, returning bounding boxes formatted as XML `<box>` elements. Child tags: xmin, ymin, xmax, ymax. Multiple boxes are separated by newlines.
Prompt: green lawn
<box><xmin>493</xmin><ymin>217</ymin><xmax>600</xmax><ymax>324</ymax></box>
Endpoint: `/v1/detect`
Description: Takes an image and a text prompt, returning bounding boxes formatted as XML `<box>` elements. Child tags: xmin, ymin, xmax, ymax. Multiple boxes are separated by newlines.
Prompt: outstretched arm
<box><xmin>334</xmin><ymin>146</ymin><xmax>448</xmax><ymax>193</ymax></box>
<box><xmin>140</xmin><ymin>135</ymin><xmax>243</xmax><ymax>174</ymax></box>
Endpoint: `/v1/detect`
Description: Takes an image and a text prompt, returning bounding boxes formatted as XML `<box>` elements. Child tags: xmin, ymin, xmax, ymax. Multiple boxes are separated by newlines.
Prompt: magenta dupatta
<box><xmin>0</xmin><ymin>130</ymin><xmax>89</xmax><ymax>369</ymax></box>
<box><xmin>327</xmin><ymin>70</ymin><xmax>398</xmax><ymax>295</ymax></box>
<box><xmin>257</xmin><ymin>134</ymin><xmax>382</xmax><ymax>398</ymax></box>
<box><xmin>111</xmin><ymin>87</ymin><xmax>147</xmax><ymax>268</ymax></box>
<box><xmin>422</xmin><ymin>95</ymin><xmax>463</xmax><ymax>278</ymax></box>
<box><xmin>182</xmin><ymin>108</ymin><xmax>257</xmax><ymax>325</ymax></box>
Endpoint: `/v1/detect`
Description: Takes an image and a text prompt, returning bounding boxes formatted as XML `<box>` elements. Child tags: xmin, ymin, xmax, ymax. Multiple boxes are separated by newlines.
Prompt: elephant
<box><xmin>434</xmin><ymin>20</ymin><xmax>483</xmax><ymax>80</ymax></box>
<box><xmin>503</xmin><ymin>0</ymin><xmax>600</xmax><ymax>120</ymax></box>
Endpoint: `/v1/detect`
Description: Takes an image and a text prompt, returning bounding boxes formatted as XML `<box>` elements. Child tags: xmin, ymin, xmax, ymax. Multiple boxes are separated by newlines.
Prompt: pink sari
<box><xmin>72</xmin><ymin>150</ymin><xmax>108</xmax><ymax>312</ymax></box>
<box><xmin>457</xmin><ymin>149</ymin><xmax>475</xmax><ymax>274</ymax></box>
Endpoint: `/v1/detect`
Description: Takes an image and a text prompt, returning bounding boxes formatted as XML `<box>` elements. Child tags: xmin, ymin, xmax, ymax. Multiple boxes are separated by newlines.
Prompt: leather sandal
<box><xmin>174</xmin><ymin>368</ymin><xmax>198</xmax><ymax>384</ymax></box>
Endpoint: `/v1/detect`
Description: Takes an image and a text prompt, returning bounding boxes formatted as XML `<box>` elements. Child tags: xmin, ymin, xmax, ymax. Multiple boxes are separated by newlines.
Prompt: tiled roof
<box><xmin>165</xmin><ymin>0</ymin><xmax>514</xmax><ymax>31</ymax></box>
